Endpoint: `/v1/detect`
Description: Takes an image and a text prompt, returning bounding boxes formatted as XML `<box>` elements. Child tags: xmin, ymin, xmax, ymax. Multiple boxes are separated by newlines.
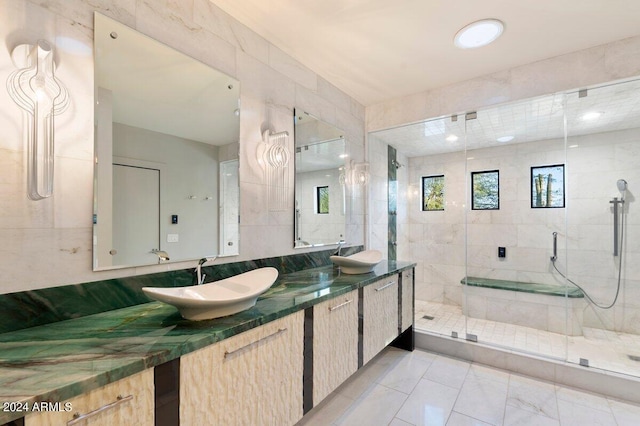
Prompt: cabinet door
<box><xmin>25</xmin><ymin>370</ymin><xmax>154</xmax><ymax>426</ymax></box>
<box><xmin>313</xmin><ymin>290</ymin><xmax>358</xmax><ymax>405</ymax></box>
<box><xmin>363</xmin><ymin>275</ymin><xmax>399</xmax><ymax>365</ymax></box>
<box><xmin>401</xmin><ymin>268</ymin><xmax>414</xmax><ymax>332</ymax></box>
<box><xmin>180</xmin><ymin>311</ymin><xmax>304</xmax><ymax>426</ymax></box>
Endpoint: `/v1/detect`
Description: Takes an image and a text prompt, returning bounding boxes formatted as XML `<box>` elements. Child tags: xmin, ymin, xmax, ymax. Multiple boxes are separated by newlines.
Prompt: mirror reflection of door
<box><xmin>94</xmin><ymin>13</ymin><xmax>241</xmax><ymax>270</ymax></box>
<box><xmin>112</xmin><ymin>164</ymin><xmax>160</xmax><ymax>265</ymax></box>
<box><xmin>219</xmin><ymin>159</ymin><xmax>239</xmax><ymax>256</ymax></box>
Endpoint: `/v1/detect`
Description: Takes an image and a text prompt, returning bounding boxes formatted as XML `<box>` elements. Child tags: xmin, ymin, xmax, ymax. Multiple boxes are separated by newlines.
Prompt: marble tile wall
<box><xmin>0</xmin><ymin>245</ymin><xmax>363</xmax><ymax>334</ymax></box>
<box><xmin>367</xmin><ymin>136</ymin><xmax>388</xmax><ymax>258</ymax></box>
<box><xmin>395</xmin><ymin>150</ymin><xmax>410</xmax><ymax>262</ymax></box>
<box><xmin>367</xmin><ymin>35</ymin><xmax>640</xmax><ymax>133</ymax></box>
<box><xmin>0</xmin><ymin>0</ymin><xmax>365</xmax><ymax>295</ymax></box>
<box><xmin>407</xmin><ymin>128</ymin><xmax>640</xmax><ymax>334</ymax></box>
<box><xmin>367</xmin><ymin>34</ymin><xmax>640</xmax><ymax>335</ymax></box>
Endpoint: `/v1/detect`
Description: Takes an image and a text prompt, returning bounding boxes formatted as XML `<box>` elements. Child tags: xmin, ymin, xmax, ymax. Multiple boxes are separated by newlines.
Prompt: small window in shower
<box><xmin>531</xmin><ymin>164</ymin><xmax>565</xmax><ymax>208</ymax></box>
<box><xmin>422</xmin><ymin>175</ymin><xmax>445</xmax><ymax>211</ymax></box>
<box><xmin>316</xmin><ymin>186</ymin><xmax>329</xmax><ymax>214</ymax></box>
<box><xmin>471</xmin><ymin>170</ymin><xmax>500</xmax><ymax>210</ymax></box>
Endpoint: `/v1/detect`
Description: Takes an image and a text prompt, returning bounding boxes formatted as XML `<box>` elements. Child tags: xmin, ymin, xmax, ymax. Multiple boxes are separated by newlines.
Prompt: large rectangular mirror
<box><xmin>294</xmin><ymin>109</ymin><xmax>346</xmax><ymax>248</ymax></box>
<box><xmin>93</xmin><ymin>13</ymin><xmax>240</xmax><ymax>270</ymax></box>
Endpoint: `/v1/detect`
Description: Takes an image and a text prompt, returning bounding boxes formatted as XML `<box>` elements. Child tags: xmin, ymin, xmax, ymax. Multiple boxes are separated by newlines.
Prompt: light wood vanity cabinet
<box><xmin>362</xmin><ymin>275</ymin><xmax>399</xmax><ymax>365</ymax></box>
<box><xmin>17</xmin><ymin>269</ymin><xmax>413</xmax><ymax>426</ymax></box>
<box><xmin>180</xmin><ymin>311</ymin><xmax>304</xmax><ymax>426</ymax></box>
<box><xmin>401</xmin><ymin>269</ymin><xmax>414</xmax><ymax>332</ymax></box>
<box><xmin>25</xmin><ymin>370</ymin><xmax>154</xmax><ymax>426</ymax></box>
<box><xmin>312</xmin><ymin>290</ymin><xmax>359</xmax><ymax>405</ymax></box>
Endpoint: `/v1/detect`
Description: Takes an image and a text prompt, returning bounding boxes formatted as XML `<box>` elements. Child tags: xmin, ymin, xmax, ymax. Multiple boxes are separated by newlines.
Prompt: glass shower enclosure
<box><xmin>370</xmin><ymin>76</ymin><xmax>640</xmax><ymax>379</ymax></box>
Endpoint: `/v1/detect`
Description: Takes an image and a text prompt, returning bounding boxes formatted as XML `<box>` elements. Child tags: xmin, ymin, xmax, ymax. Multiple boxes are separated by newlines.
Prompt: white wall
<box><xmin>0</xmin><ymin>0</ymin><xmax>365</xmax><ymax>294</ymax></box>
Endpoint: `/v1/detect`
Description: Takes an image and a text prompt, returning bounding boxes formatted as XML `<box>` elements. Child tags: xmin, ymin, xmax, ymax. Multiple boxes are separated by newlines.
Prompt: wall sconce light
<box><xmin>261</xmin><ymin>129</ymin><xmax>290</xmax><ymax>211</ymax></box>
<box><xmin>7</xmin><ymin>40</ymin><xmax>69</xmax><ymax>200</ymax></box>
<box><xmin>262</xmin><ymin>130</ymin><xmax>290</xmax><ymax>168</ymax></box>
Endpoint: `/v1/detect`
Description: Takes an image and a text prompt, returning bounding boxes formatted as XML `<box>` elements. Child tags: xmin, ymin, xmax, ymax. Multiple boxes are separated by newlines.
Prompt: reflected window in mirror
<box><xmin>294</xmin><ymin>109</ymin><xmax>346</xmax><ymax>248</ymax></box>
<box><xmin>316</xmin><ymin>186</ymin><xmax>329</xmax><ymax>214</ymax></box>
<box><xmin>93</xmin><ymin>13</ymin><xmax>240</xmax><ymax>270</ymax></box>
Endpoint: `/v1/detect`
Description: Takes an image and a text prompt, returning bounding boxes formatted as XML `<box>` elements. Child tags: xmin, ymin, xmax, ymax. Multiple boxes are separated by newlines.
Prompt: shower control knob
<box><xmin>109</xmin><ymin>249</ymin><xmax>117</xmax><ymax>255</ymax></box>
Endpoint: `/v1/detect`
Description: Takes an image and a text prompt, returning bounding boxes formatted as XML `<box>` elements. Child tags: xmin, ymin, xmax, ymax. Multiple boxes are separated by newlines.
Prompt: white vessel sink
<box><xmin>142</xmin><ymin>267</ymin><xmax>278</xmax><ymax>320</ymax></box>
<box><xmin>330</xmin><ymin>250</ymin><xmax>383</xmax><ymax>274</ymax></box>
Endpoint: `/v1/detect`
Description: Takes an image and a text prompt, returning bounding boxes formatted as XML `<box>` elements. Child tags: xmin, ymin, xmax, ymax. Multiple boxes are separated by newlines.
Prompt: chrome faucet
<box><xmin>151</xmin><ymin>249</ymin><xmax>170</xmax><ymax>263</ymax></box>
<box><xmin>334</xmin><ymin>240</ymin><xmax>346</xmax><ymax>256</ymax></box>
<box><xmin>195</xmin><ymin>256</ymin><xmax>217</xmax><ymax>285</ymax></box>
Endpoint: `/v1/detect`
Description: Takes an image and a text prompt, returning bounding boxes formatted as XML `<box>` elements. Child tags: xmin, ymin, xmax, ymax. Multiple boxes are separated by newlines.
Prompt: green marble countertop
<box><xmin>0</xmin><ymin>261</ymin><xmax>414</xmax><ymax>423</ymax></box>
<box><xmin>461</xmin><ymin>276</ymin><xmax>584</xmax><ymax>298</ymax></box>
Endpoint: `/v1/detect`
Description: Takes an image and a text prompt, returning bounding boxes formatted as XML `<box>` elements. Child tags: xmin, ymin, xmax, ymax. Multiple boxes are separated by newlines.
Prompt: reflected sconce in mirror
<box><xmin>343</xmin><ymin>161</ymin><xmax>369</xmax><ymax>186</ymax></box>
<box><xmin>261</xmin><ymin>129</ymin><xmax>291</xmax><ymax>211</ymax></box>
<box><xmin>7</xmin><ymin>40</ymin><xmax>69</xmax><ymax>200</ymax></box>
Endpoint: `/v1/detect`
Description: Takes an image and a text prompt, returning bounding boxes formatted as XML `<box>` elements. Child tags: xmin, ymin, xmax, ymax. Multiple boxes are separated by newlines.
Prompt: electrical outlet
<box><xmin>167</xmin><ymin>234</ymin><xmax>179</xmax><ymax>243</ymax></box>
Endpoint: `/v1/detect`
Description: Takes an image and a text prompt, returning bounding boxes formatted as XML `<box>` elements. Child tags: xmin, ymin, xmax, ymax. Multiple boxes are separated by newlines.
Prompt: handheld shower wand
<box><xmin>617</xmin><ymin>179</ymin><xmax>628</xmax><ymax>198</ymax></box>
<box><xmin>550</xmin><ymin>179</ymin><xmax>628</xmax><ymax>309</ymax></box>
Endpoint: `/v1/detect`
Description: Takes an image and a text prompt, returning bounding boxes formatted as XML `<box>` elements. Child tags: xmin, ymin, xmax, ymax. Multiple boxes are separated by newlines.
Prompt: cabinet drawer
<box><xmin>362</xmin><ymin>276</ymin><xmax>399</xmax><ymax>365</ymax></box>
<box><xmin>181</xmin><ymin>311</ymin><xmax>304</xmax><ymax>426</ymax></box>
<box><xmin>25</xmin><ymin>370</ymin><xmax>154</xmax><ymax>426</ymax></box>
<box><xmin>312</xmin><ymin>290</ymin><xmax>358</xmax><ymax>405</ymax></box>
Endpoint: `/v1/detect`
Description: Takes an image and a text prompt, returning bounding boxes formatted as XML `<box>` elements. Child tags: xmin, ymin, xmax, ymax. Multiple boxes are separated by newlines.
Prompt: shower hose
<box><xmin>551</xmin><ymin>212</ymin><xmax>624</xmax><ymax>310</ymax></box>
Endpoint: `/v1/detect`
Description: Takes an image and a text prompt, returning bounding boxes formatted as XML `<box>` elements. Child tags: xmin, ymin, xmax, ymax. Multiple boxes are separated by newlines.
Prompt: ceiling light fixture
<box><xmin>446</xmin><ymin>134</ymin><xmax>459</xmax><ymax>142</ymax></box>
<box><xmin>582</xmin><ymin>111</ymin><xmax>603</xmax><ymax>121</ymax></box>
<box><xmin>454</xmin><ymin>19</ymin><xmax>504</xmax><ymax>49</ymax></box>
<box><xmin>496</xmin><ymin>135</ymin><xmax>514</xmax><ymax>143</ymax></box>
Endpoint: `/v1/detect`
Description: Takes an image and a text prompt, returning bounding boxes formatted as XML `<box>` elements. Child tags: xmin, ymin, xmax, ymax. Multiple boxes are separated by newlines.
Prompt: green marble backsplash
<box><xmin>0</xmin><ymin>246</ymin><xmax>362</xmax><ymax>334</ymax></box>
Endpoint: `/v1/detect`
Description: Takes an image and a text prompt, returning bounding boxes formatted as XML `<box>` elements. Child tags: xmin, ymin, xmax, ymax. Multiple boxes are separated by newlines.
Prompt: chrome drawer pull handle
<box><xmin>224</xmin><ymin>328</ymin><xmax>287</xmax><ymax>359</ymax></box>
<box><xmin>67</xmin><ymin>394</ymin><xmax>133</xmax><ymax>425</ymax></box>
<box><xmin>328</xmin><ymin>299</ymin><xmax>352</xmax><ymax>312</ymax></box>
<box><xmin>375</xmin><ymin>281</ymin><xmax>396</xmax><ymax>292</ymax></box>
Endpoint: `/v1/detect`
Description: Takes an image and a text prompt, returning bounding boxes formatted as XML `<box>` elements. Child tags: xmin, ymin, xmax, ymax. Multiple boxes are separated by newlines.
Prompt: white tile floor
<box><xmin>415</xmin><ymin>300</ymin><xmax>640</xmax><ymax>378</ymax></box>
<box><xmin>297</xmin><ymin>347</ymin><xmax>640</xmax><ymax>426</ymax></box>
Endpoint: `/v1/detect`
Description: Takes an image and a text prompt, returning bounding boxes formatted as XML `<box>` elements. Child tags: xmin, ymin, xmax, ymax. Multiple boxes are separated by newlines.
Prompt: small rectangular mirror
<box><xmin>293</xmin><ymin>109</ymin><xmax>346</xmax><ymax>248</ymax></box>
<box><xmin>93</xmin><ymin>13</ymin><xmax>240</xmax><ymax>270</ymax></box>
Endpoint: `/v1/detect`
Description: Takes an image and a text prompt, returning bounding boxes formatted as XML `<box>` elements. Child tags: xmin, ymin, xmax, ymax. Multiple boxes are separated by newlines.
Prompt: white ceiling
<box><xmin>210</xmin><ymin>0</ymin><xmax>640</xmax><ymax>106</ymax></box>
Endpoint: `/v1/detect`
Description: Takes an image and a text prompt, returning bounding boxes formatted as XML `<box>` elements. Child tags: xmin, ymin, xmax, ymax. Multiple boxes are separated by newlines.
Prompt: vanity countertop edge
<box><xmin>0</xmin><ymin>261</ymin><xmax>415</xmax><ymax>424</ymax></box>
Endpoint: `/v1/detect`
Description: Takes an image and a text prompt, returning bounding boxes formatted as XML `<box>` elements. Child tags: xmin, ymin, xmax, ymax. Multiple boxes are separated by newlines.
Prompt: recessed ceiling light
<box><xmin>339</xmin><ymin>154</ymin><xmax>349</xmax><ymax>158</ymax></box>
<box><xmin>446</xmin><ymin>134</ymin><xmax>459</xmax><ymax>142</ymax></box>
<box><xmin>454</xmin><ymin>19</ymin><xmax>504</xmax><ymax>49</ymax></box>
<box><xmin>582</xmin><ymin>111</ymin><xmax>603</xmax><ymax>121</ymax></box>
<box><xmin>496</xmin><ymin>135</ymin><xmax>514</xmax><ymax>143</ymax></box>
<box><xmin>569</xmin><ymin>144</ymin><xmax>579</xmax><ymax>148</ymax></box>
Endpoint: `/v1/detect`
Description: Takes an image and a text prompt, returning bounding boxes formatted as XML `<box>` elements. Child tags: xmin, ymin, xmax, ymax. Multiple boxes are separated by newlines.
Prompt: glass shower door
<box><xmin>370</xmin><ymin>115</ymin><xmax>468</xmax><ymax>339</ymax></box>
<box><xmin>564</xmin><ymin>78</ymin><xmax>640</xmax><ymax>378</ymax></box>
<box><xmin>462</xmin><ymin>95</ymin><xmax>569</xmax><ymax>361</ymax></box>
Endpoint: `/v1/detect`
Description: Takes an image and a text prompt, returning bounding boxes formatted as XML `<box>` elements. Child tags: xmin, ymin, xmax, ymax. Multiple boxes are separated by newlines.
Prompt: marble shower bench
<box><xmin>461</xmin><ymin>277</ymin><xmax>586</xmax><ymax>336</ymax></box>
